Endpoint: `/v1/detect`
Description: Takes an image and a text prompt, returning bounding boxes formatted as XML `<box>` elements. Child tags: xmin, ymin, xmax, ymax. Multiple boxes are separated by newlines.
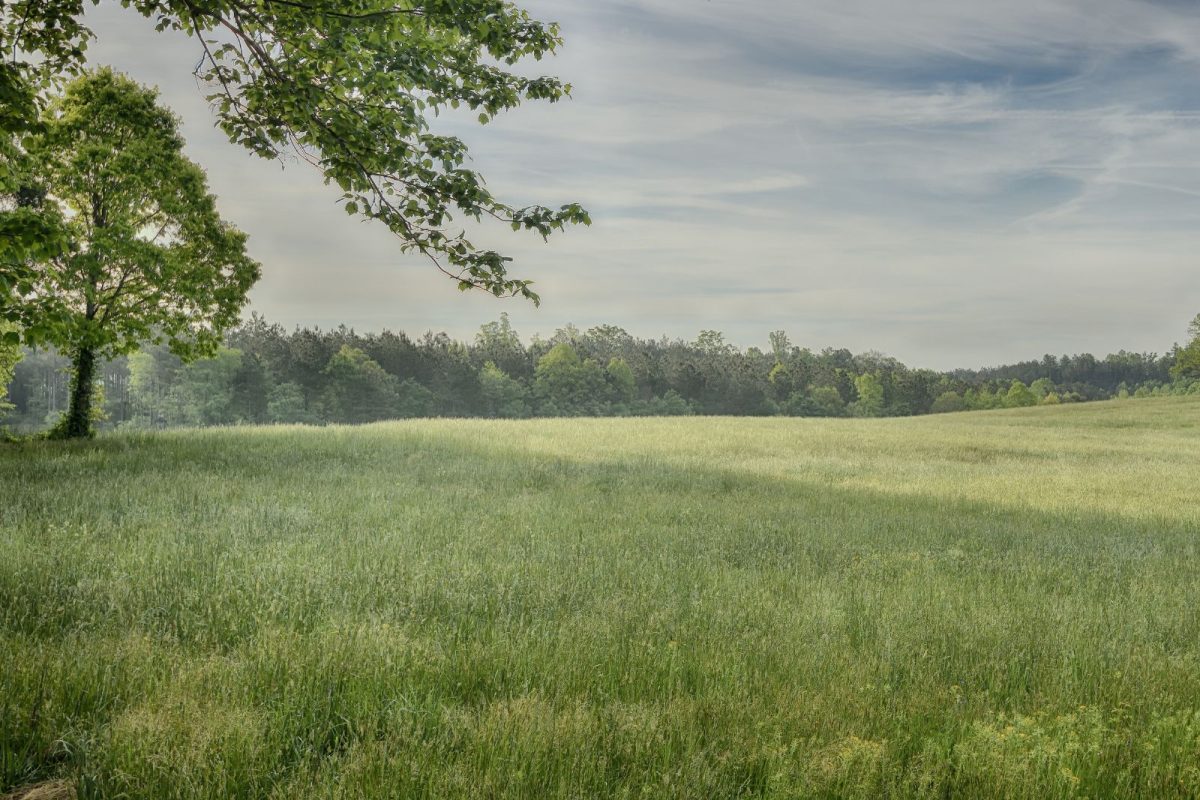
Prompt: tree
<box><xmin>320</xmin><ymin>345</ymin><xmax>401</xmax><ymax>424</ymax></box>
<box><xmin>768</xmin><ymin>361</ymin><xmax>800</xmax><ymax>403</ymax></box>
<box><xmin>394</xmin><ymin>378</ymin><xmax>435</xmax><ymax>418</ymax></box>
<box><xmin>930</xmin><ymin>391</ymin><xmax>966</xmax><ymax>414</ymax></box>
<box><xmin>965</xmin><ymin>387</ymin><xmax>999</xmax><ymax>410</ymax></box>
<box><xmin>605</xmin><ymin>357</ymin><xmax>637</xmax><ymax>405</ymax></box>
<box><xmin>16</xmin><ymin>70</ymin><xmax>259</xmax><ymax>437</ymax></box>
<box><xmin>0</xmin><ymin>322</ymin><xmax>19</xmax><ymax>416</ymax></box>
<box><xmin>267</xmin><ymin>382</ymin><xmax>315</xmax><ymax>424</ymax></box>
<box><xmin>802</xmin><ymin>385</ymin><xmax>846</xmax><ymax>417</ymax></box>
<box><xmin>176</xmin><ymin>347</ymin><xmax>244</xmax><ymax>425</ymax></box>
<box><xmin>533</xmin><ymin>342</ymin><xmax>606</xmax><ymax>416</ymax></box>
<box><xmin>473</xmin><ymin>314</ymin><xmax>529</xmax><ymax>379</ymax></box>
<box><xmin>1171</xmin><ymin>314</ymin><xmax>1200</xmax><ymax>380</ymax></box>
<box><xmin>419</xmin><ymin>333</ymin><xmax>480</xmax><ymax>415</ymax></box>
<box><xmin>768</xmin><ymin>330</ymin><xmax>791</xmax><ymax>362</ymax></box>
<box><xmin>479</xmin><ymin>361</ymin><xmax>529</xmax><ymax>418</ymax></box>
<box><xmin>1003</xmin><ymin>380</ymin><xmax>1037</xmax><ymax>408</ymax></box>
<box><xmin>127</xmin><ymin>347</ymin><xmax>179</xmax><ymax>427</ymax></box>
<box><xmin>2</xmin><ymin>0</ymin><xmax>588</xmax><ymax>303</ymax></box>
<box><xmin>581</xmin><ymin>325</ymin><xmax>634</xmax><ymax>364</ymax></box>
<box><xmin>1029</xmin><ymin>378</ymin><xmax>1055</xmax><ymax>400</ymax></box>
<box><xmin>851</xmin><ymin>373</ymin><xmax>885</xmax><ymax>417</ymax></box>
<box><xmin>640</xmin><ymin>389</ymin><xmax>692</xmax><ymax>416</ymax></box>
<box><xmin>230</xmin><ymin>351</ymin><xmax>272</xmax><ymax>423</ymax></box>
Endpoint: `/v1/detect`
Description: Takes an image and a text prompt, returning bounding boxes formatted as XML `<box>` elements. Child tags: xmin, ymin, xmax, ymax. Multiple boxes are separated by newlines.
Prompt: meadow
<box><xmin>3</xmin><ymin>397</ymin><xmax>1200</xmax><ymax>798</ymax></box>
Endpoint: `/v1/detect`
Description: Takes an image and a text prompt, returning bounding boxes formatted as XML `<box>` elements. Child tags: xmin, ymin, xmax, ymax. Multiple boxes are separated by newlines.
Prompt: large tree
<box><xmin>1</xmin><ymin>0</ymin><xmax>588</xmax><ymax>313</ymax></box>
<box><xmin>21</xmin><ymin>69</ymin><xmax>260</xmax><ymax>438</ymax></box>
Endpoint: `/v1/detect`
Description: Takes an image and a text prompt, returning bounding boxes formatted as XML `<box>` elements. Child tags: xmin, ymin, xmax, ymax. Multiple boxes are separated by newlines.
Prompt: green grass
<box><xmin>3</xmin><ymin>397</ymin><xmax>1200</xmax><ymax>798</ymax></box>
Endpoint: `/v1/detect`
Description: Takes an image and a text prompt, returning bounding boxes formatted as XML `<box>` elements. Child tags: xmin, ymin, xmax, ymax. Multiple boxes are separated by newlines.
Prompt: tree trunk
<box><xmin>60</xmin><ymin>346</ymin><xmax>97</xmax><ymax>438</ymax></box>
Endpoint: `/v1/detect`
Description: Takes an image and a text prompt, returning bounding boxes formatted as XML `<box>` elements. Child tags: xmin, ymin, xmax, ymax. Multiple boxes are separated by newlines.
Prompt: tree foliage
<box><xmin>1</xmin><ymin>3</ymin><xmax>93</xmax><ymax>305</ymax></box>
<box><xmin>1171</xmin><ymin>314</ymin><xmax>1200</xmax><ymax>380</ymax></box>
<box><xmin>13</xmin><ymin>69</ymin><xmax>259</xmax><ymax>436</ymax></box>
<box><xmin>6</xmin><ymin>315</ymin><xmax>1197</xmax><ymax>434</ymax></box>
<box><xmin>534</xmin><ymin>342</ymin><xmax>607</xmax><ymax>416</ymax></box>
<box><xmin>1003</xmin><ymin>379</ymin><xmax>1037</xmax><ymax>408</ymax></box>
<box><xmin>606</xmin><ymin>357</ymin><xmax>636</xmax><ymax>405</ymax></box>
<box><xmin>930</xmin><ymin>390</ymin><xmax>965</xmax><ymax>414</ymax></box>
<box><xmin>24</xmin><ymin>70</ymin><xmax>259</xmax><ymax>355</ymax></box>
<box><xmin>1</xmin><ymin>0</ymin><xmax>589</xmax><ymax>304</ymax></box>
<box><xmin>0</xmin><ymin>321</ymin><xmax>19</xmax><ymax>414</ymax></box>
<box><xmin>852</xmin><ymin>372</ymin><xmax>884</xmax><ymax>417</ymax></box>
<box><xmin>321</xmin><ymin>344</ymin><xmax>403</xmax><ymax>423</ymax></box>
<box><xmin>479</xmin><ymin>360</ymin><xmax>528</xmax><ymax>418</ymax></box>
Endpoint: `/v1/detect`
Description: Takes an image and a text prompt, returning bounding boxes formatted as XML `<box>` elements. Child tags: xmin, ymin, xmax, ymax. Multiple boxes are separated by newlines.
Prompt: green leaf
<box><xmin>4</xmin><ymin>0</ymin><xmax>589</xmax><ymax>306</ymax></box>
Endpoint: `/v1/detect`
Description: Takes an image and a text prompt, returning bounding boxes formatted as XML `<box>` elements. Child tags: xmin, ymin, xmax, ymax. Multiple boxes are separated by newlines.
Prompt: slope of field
<box><xmin>3</xmin><ymin>398</ymin><xmax>1200</xmax><ymax>798</ymax></box>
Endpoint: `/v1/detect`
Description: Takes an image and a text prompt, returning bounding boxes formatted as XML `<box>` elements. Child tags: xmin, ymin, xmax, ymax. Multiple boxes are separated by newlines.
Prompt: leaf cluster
<box><xmin>2</xmin><ymin>0</ymin><xmax>590</xmax><ymax>304</ymax></box>
<box><xmin>12</xmin><ymin>69</ymin><xmax>260</xmax><ymax>360</ymax></box>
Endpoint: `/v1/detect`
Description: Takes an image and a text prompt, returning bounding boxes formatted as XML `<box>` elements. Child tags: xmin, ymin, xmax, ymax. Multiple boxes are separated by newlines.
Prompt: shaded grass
<box><xmin>3</xmin><ymin>397</ymin><xmax>1200</xmax><ymax>797</ymax></box>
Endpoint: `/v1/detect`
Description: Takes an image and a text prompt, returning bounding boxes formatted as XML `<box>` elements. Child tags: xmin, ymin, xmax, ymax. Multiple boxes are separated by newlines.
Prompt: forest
<box><xmin>3</xmin><ymin>313</ymin><xmax>1195</xmax><ymax>432</ymax></box>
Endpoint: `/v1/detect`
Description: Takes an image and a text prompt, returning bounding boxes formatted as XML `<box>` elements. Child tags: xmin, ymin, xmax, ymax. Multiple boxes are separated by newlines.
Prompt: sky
<box><xmin>82</xmin><ymin>0</ymin><xmax>1200</xmax><ymax>369</ymax></box>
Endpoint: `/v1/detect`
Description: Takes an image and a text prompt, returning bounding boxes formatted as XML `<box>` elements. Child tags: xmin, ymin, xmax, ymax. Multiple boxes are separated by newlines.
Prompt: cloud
<box><xmin>76</xmin><ymin>0</ymin><xmax>1200</xmax><ymax>369</ymax></box>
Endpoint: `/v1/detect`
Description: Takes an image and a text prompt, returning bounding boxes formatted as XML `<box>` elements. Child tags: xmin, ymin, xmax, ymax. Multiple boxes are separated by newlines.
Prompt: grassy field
<box><xmin>3</xmin><ymin>397</ymin><xmax>1200</xmax><ymax>798</ymax></box>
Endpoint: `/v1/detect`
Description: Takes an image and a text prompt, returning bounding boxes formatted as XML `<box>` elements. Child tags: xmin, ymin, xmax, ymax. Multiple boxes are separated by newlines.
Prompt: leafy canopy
<box><xmin>18</xmin><ymin>69</ymin><xmax>260</xmax><ymax>360</ymax></box>
<box><xmin>0</xmin><ymin>2</ymin><xmax>92</xmax><ymax>298</ymax></box>
<box><xmin>1</xmin><ymin>0</ymin><xmax>589</xmax><ymax>306</ymax></box>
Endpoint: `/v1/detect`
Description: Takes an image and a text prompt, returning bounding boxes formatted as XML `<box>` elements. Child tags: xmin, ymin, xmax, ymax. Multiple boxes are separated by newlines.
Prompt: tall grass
<box><xmin>3</xmin><ymin>397</ymin><xmax>1200</xmax><ymax>798</ymax></box>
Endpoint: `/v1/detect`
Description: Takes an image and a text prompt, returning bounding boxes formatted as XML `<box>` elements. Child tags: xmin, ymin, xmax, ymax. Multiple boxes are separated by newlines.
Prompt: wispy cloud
<box><xmin>79</xmin><ymin>0</ymin><xmax>1200</xmax><ymax>368</ymax></box>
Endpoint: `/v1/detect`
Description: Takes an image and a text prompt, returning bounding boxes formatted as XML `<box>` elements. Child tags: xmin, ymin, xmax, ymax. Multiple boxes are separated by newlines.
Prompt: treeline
<box><xmin>952</xmin><ymin>351</ymin><xmax>1176</xmax><ymax>397</ymax></box>
<box><xmin>3</xmin><ymin>314</ymin><xmax>1197</xmax><ymax>431</ymax></box>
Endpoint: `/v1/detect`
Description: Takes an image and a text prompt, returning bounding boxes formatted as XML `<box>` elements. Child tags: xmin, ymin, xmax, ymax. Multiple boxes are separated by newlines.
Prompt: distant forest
<box><xmin>3</xmin><ymin>314</ymin><xmax>1197</xmax><ymax>432</ymax></box>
